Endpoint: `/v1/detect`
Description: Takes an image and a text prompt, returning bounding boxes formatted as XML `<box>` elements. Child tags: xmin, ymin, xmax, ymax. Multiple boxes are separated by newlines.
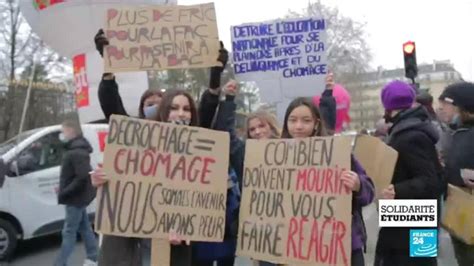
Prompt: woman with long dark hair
<box><xmin>281</xmin><ymin>97</ymin><xmax>374</xmax><ymax>266</ymax></box>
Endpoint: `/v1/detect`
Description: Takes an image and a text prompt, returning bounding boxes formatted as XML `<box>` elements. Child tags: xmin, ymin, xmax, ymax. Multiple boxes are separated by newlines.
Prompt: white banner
<box><xmin>378</xmin><ymin>199</ymin><xmax>437</xmax><ymax>227</ymax></box>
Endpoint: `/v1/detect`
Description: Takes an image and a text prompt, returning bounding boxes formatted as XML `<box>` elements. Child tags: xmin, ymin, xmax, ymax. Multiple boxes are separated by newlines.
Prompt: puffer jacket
<box><xmin>58</xmin><ymin>136</ymin><xmax>95</xmax><ymax>207</ymax></box>
<box><xmin>376</xmin><ymin>106</ymin><xmax>444</xmax><ymax>253</ymax></box>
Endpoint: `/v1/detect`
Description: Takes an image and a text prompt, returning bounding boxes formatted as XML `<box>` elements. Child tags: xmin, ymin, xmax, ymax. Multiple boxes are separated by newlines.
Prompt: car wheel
<box><xmin>0</xmin><ymin>219</ymin><xmax>18</xmax><ymax>261</ymax></box>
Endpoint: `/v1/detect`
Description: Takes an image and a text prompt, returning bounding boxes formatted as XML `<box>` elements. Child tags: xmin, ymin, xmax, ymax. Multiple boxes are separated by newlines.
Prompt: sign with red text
<box><xmin>103</xmin><ymin>3</ymin><xmax>220</xmax><ymax>72</ymax></box>
<box><xmin>237</xmin><ymin>136</ymin><xmax>352</xmax><ymax>265</ymax></box>
<box><xmin>95</xmin><ymin>115</ymin><xmax>229</xmax><ymax>241</ymax></box>
<box><xmin>73</xmin><ymin>54</ymin><xmax>90</xmax><ymax>108</ymax></box>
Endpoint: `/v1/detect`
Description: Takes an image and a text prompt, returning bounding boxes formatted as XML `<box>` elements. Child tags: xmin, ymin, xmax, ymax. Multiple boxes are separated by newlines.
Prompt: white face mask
<box><xmin>451</xmin><ymin>113</ymin><xmax>460</xmax><ymax>126</ymax></box>
<box><xmin>59</xmin><ymin>133</ymin><xmax>68</xmax><ymax>143</ymax></box>
<box><xmin>143</xmin><ymin>104</ymin><xmax>158</xmax><ymax>120</ymax></box>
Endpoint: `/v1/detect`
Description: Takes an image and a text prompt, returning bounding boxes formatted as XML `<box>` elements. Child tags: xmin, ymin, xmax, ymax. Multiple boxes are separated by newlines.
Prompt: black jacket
<box><xmin>98</xmin><ymin>76</ymin><xmax>128</xmax><ymax>121</ymax></box>
<box><xmin>444</xmin><ymin>122</ymin><xmax>474</xmax><ymax>187</ymax></box>
<box><xmin>376</xmin><ymin>106</ymin><xmax>444</xmax><ymax>253</ymax></box>
<box><xmin>58</xmin><ymin>136</ymin><xmax>95</xmax><ymax>207</ymax></box>
<box><xmin>319</xmin><ymin>89</ymin><xmax>337</xmax><ymax>132</ymax></box>
<box><xmin>97</xmin><ymin>82</ymin><xmax>222</xmax><ymax>266</ymax></box>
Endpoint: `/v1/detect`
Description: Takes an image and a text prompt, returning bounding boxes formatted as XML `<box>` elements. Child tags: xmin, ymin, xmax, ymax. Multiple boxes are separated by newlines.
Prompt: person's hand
<box><xmin>94</xmin><ymin>29</ymin><xmax>109</xmax><ymax>57</ymax></box>
<box><xmin>382</xmin><ymin>184</ymin><xmax>396</xmax><ymax>199</ymax></box>
<box><xmin>461</xmin><ymin>169</ymin><xmax>474</xmax><ymax>189</ymax></box>
<box><xmin>223</xmin><ymin>80</ymin><xmax>238</xmax><ymax>96</ymax></box>
<box><xmin>341</xmin><ymin>170</ymin><xmax>361</xmax><ymax>192</ymax></box>
<box><xmin>209</xmin><ymin>41</ymin><xmax>229</xmax><ymax>90</ymax></box>
<box><xmin>169</xmin><ymin>229</ymin><xmax>190</xmax><ymax>245</ymax></box>
<box><xmin>90</xmin><ymin>167</ymin><xmax>108</xmax><ymax>187</ymax></box>
<box><xmin>217</xmin><ymin>41</ymin><xmax>229</xmax><ymax>68</ymax></box>
<box><xmin>325</xmin><ymin>72</ymin><xmax>335</xmax><ymax>90</ymax></box>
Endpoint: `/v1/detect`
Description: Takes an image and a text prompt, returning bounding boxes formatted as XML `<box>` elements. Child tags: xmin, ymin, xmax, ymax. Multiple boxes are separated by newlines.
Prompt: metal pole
<box><xmin>18</xmin><ymin>60</ymin><xmax>37</xmax><ymax>134</ymax></box>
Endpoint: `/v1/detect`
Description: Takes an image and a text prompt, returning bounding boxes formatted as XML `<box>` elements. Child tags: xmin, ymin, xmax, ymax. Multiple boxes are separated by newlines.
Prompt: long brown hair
<box><xmin>460</xmin><ymin>110</ymin><xmax>474</xmax><ymax>125</ymax></box>
<box><xmin>281</xmin><ymin>97</ymin><xmax>327</xmax><ymax>138</ymax></box>
<box><xmin>246</xmin><ymin>111</ymin><xmax>281</xmax><ymax>139</ymax></box>
<box><xmin>138</xmin><ymin>89</ymin><xmax>163</xmax><ymax>119</ymax></box>
<box><xmin>157</xmin><ymin>90</ymin><xmax>199</xmax><ymax>126</ymax></box>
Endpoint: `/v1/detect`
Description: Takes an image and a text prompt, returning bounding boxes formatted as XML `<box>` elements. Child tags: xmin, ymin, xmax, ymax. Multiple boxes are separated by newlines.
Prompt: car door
<box><xmin>7</xmin><ymin>130</ymin><xmax>66</xmax><ymax>239</ymax></box>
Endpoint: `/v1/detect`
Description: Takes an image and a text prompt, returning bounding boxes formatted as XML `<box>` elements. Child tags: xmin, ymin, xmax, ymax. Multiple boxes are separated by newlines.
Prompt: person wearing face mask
<box><xmin>139</xmin><ymin>89</ymin><xmax>163</xmax><ymax>119</ymax></box>
<box><xmin>92</xmin><ymin>89</ymin><xmax>199</xmax><ymax>266</ymax></box>
<box><xmin>94</xmin><ymin>30</ymin><xmax>163</xmax><ymax>122</ymax></box>
<box><xmin>92</xmin><ymin>29</ymin><xmax>230</xmax><ymax>266</ymax></box>
<box><xmin>280</xmin><ymin>97</ymin><xmax>375</xmax><ymax>266</ymax></box>
<box><xmin>438</xmin><ymin>82</ymin><xmax>474</xmax><ymax>266</ymax></box>
<box><xmin>55</xmin><ymin>119</ymin><xmax>98</xmax><ymax>266</ymax></box>
<box><xmin>375</xmin><ymin>81</ymin><xmax>444</xmax><ymax>266</ymax></box>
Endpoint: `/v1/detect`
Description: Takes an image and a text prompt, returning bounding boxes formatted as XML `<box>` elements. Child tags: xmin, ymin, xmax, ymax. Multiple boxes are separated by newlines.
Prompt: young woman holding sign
<box><xmin>92</xmin><ymin>89</ymin><xmax>199</xmax><ymax>266</ymax></box>
<box><xmin>280</xmin><ymin>97</ymin><xmax>375</xmax><ymax>266</ymax></box>
<box><xmin>92</xmin><ymin>29</ymin><xmax>239</xmax><ymax>266</ymax></box>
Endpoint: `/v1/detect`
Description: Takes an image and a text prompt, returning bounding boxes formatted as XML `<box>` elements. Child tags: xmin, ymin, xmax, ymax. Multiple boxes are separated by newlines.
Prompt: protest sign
<box><xmin>103</xmin><ymin>3</ymin><xmax>220</xmax><ymax>72</ymax></box>
<box><xmin>353</xmin><ymin>135</ymin><xmax>398</xmax><ymax>197</ymax></box>
<box><xmin>237</xmin><ymin>136</ymin><xmax>353</xmax><ymax>265</ymax></box>
<box><xmin>442</xmin><ymin>185</ymin><xmax>474</xmax><ymax>245</ymax></box>
<box><xmin>231</xmin><ymin>17</ymin><xmax>328</xmax><ymax>108</ymax></box>
<box><xmin>95</xmin><ymin>115</ymin><xmax>229</xmax><ymax>242</ymax></box>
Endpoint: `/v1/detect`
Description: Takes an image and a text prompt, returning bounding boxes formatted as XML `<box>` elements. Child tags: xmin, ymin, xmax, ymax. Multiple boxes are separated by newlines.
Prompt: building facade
<box><xmin>346</xmin><ymin>60</ymin><xmax>463</xmax><ymax>130</ymax></box>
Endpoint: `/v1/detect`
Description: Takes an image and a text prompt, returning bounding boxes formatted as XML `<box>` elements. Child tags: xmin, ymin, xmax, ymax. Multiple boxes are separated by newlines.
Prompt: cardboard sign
<box><xmin>104</xmin><ymin>3</ymin><xmax>220</xmax><ymax>72</ymax></box>
<box><xmin>353</xmin><ymin>135</ymin><xmax>398</xmax><ymax>197</ymax></box>
<box><xmin>442</xmin><ymin>184</ymin><xmax>474</xmax><ymax>245</ymax></box>
<box><xmin>231</xmin><ymin>17</ymin><xmax>328</xmax><ymax>114</ymax></box>
<box><xmin>95</xmin><ymin>115</ymin><xmax>229</xmax><ymax>242</ymax></box>
<box><xmin>237</xmin><ymin>136</ymin><xmax>353</xmax><ymax>265</ymax></box>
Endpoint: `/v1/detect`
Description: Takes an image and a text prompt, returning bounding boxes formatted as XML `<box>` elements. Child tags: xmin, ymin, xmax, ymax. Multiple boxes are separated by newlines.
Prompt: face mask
<box><xmin>450</xmin><ymin>114</ymin><xmax>460</xmax><ymax>126</ymax></box>
<box><xmin>384</xmin><ymin>111</ymin><xmax>394</xmax><ymax>124</ymax></box>
<box><xmin>59</xmin><ymin>133</ymin><xmax>68</xmax><ymax>143</ymax></box>
<box><xmin>170</xmin><ymin>119</ymin><xmax>191</xmax><ymax>126</ymax></box>
<box><xmin>143</xmin><ymin>104</ymin><xmax>158</xmax><ymax>119</ymax></box>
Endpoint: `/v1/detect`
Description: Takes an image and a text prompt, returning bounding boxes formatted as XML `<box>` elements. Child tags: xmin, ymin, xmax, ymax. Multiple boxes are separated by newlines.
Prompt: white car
<box><xmin>0</xmin><ymin>124</ymin><xmax>108</xmax><ymax>260</ymax></box>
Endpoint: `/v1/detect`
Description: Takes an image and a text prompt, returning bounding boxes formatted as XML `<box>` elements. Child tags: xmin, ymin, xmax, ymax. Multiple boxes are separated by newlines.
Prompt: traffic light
<box><xmin>403</xmin><ymin>41</ymin><xmax>418</xmax><ymax>80</ymax></box>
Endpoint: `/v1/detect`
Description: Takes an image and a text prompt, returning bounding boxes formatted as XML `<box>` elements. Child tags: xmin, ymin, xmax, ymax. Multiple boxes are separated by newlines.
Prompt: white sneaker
<box><xmin>83</xmin><ymin>259</ymin><xmax>97</xmax><ymax>266</ymax></box>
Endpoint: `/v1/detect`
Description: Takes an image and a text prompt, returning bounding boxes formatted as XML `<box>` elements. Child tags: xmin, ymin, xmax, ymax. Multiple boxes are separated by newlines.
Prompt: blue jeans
<box><xmin>55</xmin><ymin>206</ymin><xmax>98</xmax><ymax>266</ymax></box>
<box><xmin>141</xmin><ymin>239</ymin><xmax>151</xmax><ymax>266</ymax></box>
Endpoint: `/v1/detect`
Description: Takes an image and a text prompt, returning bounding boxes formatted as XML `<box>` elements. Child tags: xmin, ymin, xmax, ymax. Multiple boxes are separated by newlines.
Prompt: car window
<box><xmin>0</xmin><ymin>129</ymin><xmax>39</xmax><ymax>156</ymax></box>
<box><xmin>16</xmin><ymin>132</ymin><xmax>64</xmax><ymax>175</ymax></box>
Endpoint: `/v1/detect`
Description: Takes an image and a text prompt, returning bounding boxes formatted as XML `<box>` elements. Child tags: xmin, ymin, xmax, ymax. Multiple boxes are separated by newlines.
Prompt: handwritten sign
<box><xmin>353</xmin><ymin>135</ymin><xmax>398</xmax><ymax>197</ymax></box>
<box><xmin>95</xmin><ymin>115</ymin><xmax>229</xmax><ymax>242</ymax></box>
<box><xmin>237</xmin><ymin>136</ymin><xmax>352</xmax><ymax>265</ymax></box>
<box><xmin>231</xmin><ymin>17</ymin><xmax>328</xmax><ymax>104</ymax></box>
<box><xmin>104</xmin><ymin>3</ymin><xmax>220</xmax><ymax>72</ymax></box>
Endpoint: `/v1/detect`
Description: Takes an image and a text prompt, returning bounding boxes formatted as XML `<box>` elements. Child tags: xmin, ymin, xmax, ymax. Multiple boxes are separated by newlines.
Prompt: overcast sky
<box><xmin>182</xmin><ymin>0</ymin><xmax>474</xmax><ymax>81</ymax></box>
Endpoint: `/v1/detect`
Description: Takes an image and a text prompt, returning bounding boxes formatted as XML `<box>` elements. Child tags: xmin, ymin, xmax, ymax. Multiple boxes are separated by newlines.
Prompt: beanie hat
<box><xmin>416</xmin><ymin>91</ymin><xmax>436</xmax><ymax>117</ymax></box>
<box><xmin>439</xmin><ymin>82</ymin><xmax>474</xmax><ymax>113</ymax></box>
<box><xmin>381</xmin><ymin>80</ymin><xmax>416</xmax><ymax>111</ymax></box>
<box><xmin>416</xmin><ymin>91</ymin><xmax>433</xmax><ymax>106</ymax></box>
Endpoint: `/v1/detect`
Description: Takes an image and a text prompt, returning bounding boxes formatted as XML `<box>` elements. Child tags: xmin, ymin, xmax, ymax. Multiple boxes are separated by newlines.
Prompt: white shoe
<box><xmin>83</xmin><ymin>259</ymin><xmax>97</xmax><ymax>266</ymax></box>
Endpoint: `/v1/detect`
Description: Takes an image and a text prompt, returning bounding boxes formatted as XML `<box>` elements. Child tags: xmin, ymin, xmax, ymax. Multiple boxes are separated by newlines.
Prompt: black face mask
<box><xmin>384</xmin><ymin>111</ymin><xmax>394</xmax><ymax>124</ymax></box>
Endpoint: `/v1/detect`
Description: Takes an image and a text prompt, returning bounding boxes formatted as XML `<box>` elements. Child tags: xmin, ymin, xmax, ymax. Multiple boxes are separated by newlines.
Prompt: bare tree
<box><xmin>287</xmin><ymin>0</ymin><xmax>373</xmax><ymax>80</ymax></box>
<box><xmin>0</xmin><ymin>0</ymin><xmax>69</xmax><ymax>141</ymax></box>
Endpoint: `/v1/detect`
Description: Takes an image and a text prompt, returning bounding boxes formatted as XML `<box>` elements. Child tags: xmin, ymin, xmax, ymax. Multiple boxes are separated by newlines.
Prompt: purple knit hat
<box><xmin>381</xmin><ymin>80</ymin><xmax>416</xmax><ymax>111</ymax></box>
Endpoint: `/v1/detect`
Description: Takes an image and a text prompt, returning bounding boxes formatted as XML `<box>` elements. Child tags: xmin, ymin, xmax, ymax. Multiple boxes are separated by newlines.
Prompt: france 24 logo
<box><xmin>410</xmin><ymin>229</ymin><xmax>438</xmax><ymax>257</ymax></box>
